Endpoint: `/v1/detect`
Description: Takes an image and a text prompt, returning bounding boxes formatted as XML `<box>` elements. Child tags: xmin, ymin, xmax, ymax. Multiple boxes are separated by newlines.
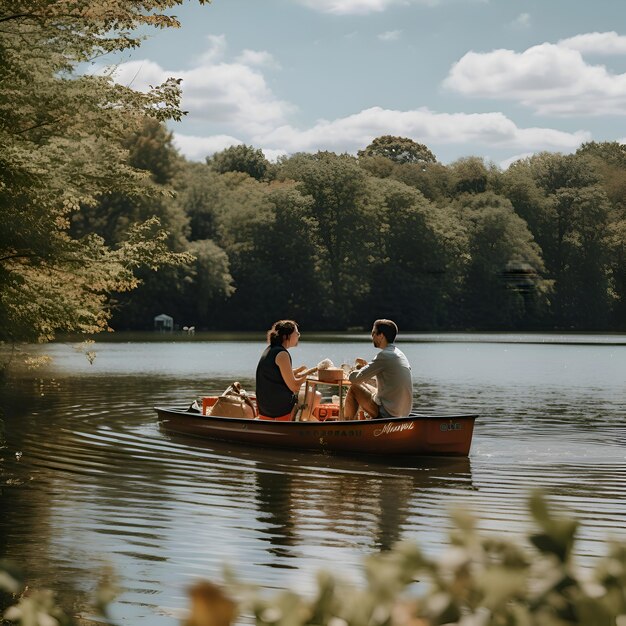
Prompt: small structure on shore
<box><xmin>154</xmin><ymin>313</ymin><xmax>174</xmax><ymax>332</ymax></box>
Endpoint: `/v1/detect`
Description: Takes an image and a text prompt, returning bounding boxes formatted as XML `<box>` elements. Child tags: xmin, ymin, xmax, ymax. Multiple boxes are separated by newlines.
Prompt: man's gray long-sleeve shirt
<box><xmin>348</xmin><ymin>344</ymin><xmax>413</xmax><ymax>417</ymax></box>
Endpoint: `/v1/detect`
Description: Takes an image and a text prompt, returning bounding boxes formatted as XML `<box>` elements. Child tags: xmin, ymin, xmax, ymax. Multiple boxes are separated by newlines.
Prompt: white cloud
<box><xmin>295</xmin><ymin>0</ymin><xmax>439</xmax><ymax>15</ymax></box>
<box><xmin>378</xmin><ymin>30</ymin><xmax>402</xmax><ymax>42</ymax></box>
<box><xmin>99</xmin><ymin>35</ymin><xmax>591</xmax><ymax>164</ymax></box>
<box><xmin>559</xmin><ymin>31</ymin><xmax>626</xmax><ymax>55</ymax></box>
<box><xmin>261</xmin><ymin>148</ymin><xmax>289</xmax><ymax>162</ymax></box>
<box><xmin>252</xmin><ymin>106</ymin><xmax>589</xmax><ymax>155</ymax></box>
<box><xmin>173</xmin><ymin>133</ymin><xmax>242</xmax><ymax>161</ymax></box>
<box><xmin>235</xmin><ymin>49</ymin><xmax>281</xmax><ymax>69</ymax></box>
<box><xmin>196</xmin><ymin>34</ymin><xmax>228</xmax><ymax>64</ymax></box>
<box><xmin>296</xmin><ymin>0</ymin><xmax>405</xmax><ymax>15</ymax></box>
<box><xmin>171</xmin><ymin>106</ymin><xmax>588</xmax><ymax>162</ymax></box>
<box><xmin>511</xmin><ymin>13</ymin><xmax>530</xmax><ymax>29</ymax></box>
<box><xmin>444</xmin><ymin>38</ymin><xmax>626</xmax><ymax>116</ymax></box>
<box><xmin>101</xmin><ymin>36</ymin><xmax>294</xmax><ymax>135</ymax></box>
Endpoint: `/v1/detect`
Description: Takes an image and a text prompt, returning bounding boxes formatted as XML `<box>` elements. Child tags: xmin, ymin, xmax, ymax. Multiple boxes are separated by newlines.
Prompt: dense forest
<box><xmin>1</xmin><ymin>1</ymin><xmax>625</xmax><ymax>347</ymax></box>
<box><xmin>75</xmin><ymin>129</ymin><xmax>626</xmax><ymax>332</ymax></box>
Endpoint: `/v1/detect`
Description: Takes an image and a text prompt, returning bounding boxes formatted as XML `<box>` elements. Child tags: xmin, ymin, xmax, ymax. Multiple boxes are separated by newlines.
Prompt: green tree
<box><xmin>208</xmin><ymin>144</ymin><xmax>272</xmax><ymax>181</ymax></box>
<box><xmin>205</xmin><ymin>175</ymin><xmax>280</xmax><ymax>328</ymax></box>
<box><xmin>108</xmin><ymin>236</ymin><xmax>235</xmax><ymax>331</ymax></box>
<box><xmin>528</xmin><ymin>151</ymin><xmax>598</xmax><ymax>194</ymax></box>
<box><xmin>454</xmin><ymin>192</ymin><xmax>548</xmax><ymax>328</ymax></box>
<box><xmin>358</xmin><ymin>135</ymin><xmax>437</xmax><ymax>164</ymax></box>
<box><xmin>220</xmin><ymin>184</ymin><xmax>327</xmax><ymax>329</ymax></box>
<box><xmin>279</xmin><ymin>152</ymin><xmax>375</xmax><ymax>326</ymax></box>
<box><xmin>0</xmin><ymin>0</ymin><xmax>209</xmax><ymax>347</ymax></box>
<box><xmin>574</xmin><ymin>143</ymin><xmax>626</xmax><ymax>326</ymax></box>
<box><xmin>263</xmin><ymin>185</ymin><xmax>327</xmax><ymax>327</ymax></box>
<box><xmin>551</xmin><ymin>185</ymin><xmax>613</xmax><ymax>327</ymax></box>
<box><xmin>391</xmin><ymin>161</ymin><xmax>455</xmax><ymax>201</ymax></box>
<box><xmin>500</xmin><ymin>161</ymin><xmax>550</xmax><ymax>242</ymax></box>
<box><xmin>68</xmin><ymin>119</ymin><xmax>229</xmax><ymax>331</ymax></box>
<box><xmin>70</xmin><ymin>115</ymin><xmax>188</xmax><ymax>250</ymax></box>
<box><xmin>357</xmin><ymin>154</ymin><xmax>396</xmax><ymax>179</ymax></box>
<box><xmin>180</xmin><ymin>163</ymin><xmax>234</xmax><ymax>242</ymax></box>
<box><xmin>505</xmin><ymin>154</ymin><xmax>614</xmax><ymax>328</ymax></box>
<box><xmin>123</xmin><ymin>118</ymin><xmax>182</xmax><ymax>186</ymax></box>
<box><xmin>449</xmin><ymin>156</ymin><xmax>495</xmax><ymax>195</ymax></box>
<box><xmin>181</xmin><ymin>239</ymin><xmax>235</xmax><ymax>327</ymax></box>
<box><xmin>576</xmin><ymin>140</ymin><xmax>626</xmax><ymax>168</ymax></box>
<box><xmin>607</xmin><ymin>218</ymin><xmax>626</xmax><ymax>329</ymax></box>
<box><xmin>364</xmin><ymin>179</ymin><xmax>463</xmax><ymax>328</ymax></box>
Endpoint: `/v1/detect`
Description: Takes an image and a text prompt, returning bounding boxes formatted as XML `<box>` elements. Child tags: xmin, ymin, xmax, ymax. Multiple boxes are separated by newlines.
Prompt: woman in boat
<box><xmin>255</xmin><ymin>320</ymin><xmax>308</xmax><ymax>420</ymax></box>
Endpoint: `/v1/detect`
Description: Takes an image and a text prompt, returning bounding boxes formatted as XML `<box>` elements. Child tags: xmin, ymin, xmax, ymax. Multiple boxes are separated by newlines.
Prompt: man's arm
<box><xmin>348</xmin><ymin>355</ymin><xmax>385</xmax><ymax>384</ymax></box>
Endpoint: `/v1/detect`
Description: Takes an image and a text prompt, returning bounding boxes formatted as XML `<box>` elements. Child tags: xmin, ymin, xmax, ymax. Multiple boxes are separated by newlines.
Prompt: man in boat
<box><xmin>344</xmin><ymin>319</ymin><xmax>413</xmax><ymax>419</ymax></box>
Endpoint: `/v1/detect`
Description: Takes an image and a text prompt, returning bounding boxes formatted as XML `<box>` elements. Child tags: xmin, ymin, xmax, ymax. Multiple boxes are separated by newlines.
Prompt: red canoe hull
<box><xmin>155</xmin><ymin>407</ymin><xmax>477</xmax><ymax>457</ymax></box>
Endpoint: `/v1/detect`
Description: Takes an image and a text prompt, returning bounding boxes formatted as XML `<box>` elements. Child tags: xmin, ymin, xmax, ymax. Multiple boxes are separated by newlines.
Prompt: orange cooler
<box><xmin>313</xmin><ymin>404</ymin><xmax>341</xmax><ymax>421</ymax></box>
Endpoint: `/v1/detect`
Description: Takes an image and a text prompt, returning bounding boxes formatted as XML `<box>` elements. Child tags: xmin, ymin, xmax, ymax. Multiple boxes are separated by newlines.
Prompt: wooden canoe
<box><xmin>155</xmin><ymin>406</ymin><xmax>477</xmax><ymax>457</ymax></box>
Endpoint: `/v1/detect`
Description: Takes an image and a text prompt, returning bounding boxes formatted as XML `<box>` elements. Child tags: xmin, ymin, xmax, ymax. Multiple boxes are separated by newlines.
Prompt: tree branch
<box><xmin>0</xmin><ymin>252</ymin><xmax>41</xmax><ymax>263</ymax></box>
<box><xmin>15</xmin><ymin>116</ymin><xmax>64</xmax><ymax>135</ymax></box>
<box><xmin>0</xmin><ymin>13</ymin><xmax>35</xmax><ymax>24</ymax></box>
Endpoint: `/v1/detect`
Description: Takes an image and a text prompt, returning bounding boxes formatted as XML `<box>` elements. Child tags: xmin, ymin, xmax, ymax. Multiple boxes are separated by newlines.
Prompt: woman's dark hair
<box><xmin>373</xmin><ymin>319</ymin><xmax>398</xmax><ymax>343</ymax></box>
<box><xmin>267</xmin><ymin>320</ymin><xmax>298</xmax><ymax>346</ymax></box>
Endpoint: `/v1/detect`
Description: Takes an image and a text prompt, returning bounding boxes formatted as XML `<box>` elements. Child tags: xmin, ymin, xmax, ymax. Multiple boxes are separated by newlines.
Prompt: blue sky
<box><xmin>102</xmin><ymin>0</ymin><xmax>626</xmax><ymax>167</ymax></box>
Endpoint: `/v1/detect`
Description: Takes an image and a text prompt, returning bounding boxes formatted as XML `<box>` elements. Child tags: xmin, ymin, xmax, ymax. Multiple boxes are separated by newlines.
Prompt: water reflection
<box><xmin>255</xmin><ymin>465</ymin><xmax>297</xmax><ymax>563</ymax></box>
<box><xmin>160</xmin><ymin>432</ymin><xmax>474</xmax><ymax>557</ymax></box>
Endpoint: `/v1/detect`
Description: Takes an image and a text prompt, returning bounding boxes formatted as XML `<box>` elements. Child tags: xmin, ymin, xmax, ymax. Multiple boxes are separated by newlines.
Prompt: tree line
<box><xmin>2</xmin><ymin>1</ymin><xmax>625</xmax><ymax>349</ymax></box>
<box><xmin>75</xmin><ymin>129</ymin><xmax>626</xmax><ymax>332</ymax></box>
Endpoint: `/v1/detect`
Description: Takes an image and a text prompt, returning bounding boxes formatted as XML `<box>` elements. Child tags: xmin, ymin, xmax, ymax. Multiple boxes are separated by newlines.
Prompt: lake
<box><xmin>1</xmin><ymin>333</ymin><xmax>625</xmax><ymax>625</ymax></box>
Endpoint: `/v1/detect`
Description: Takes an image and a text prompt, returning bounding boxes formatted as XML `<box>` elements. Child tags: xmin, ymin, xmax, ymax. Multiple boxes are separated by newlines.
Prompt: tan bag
<box><xmin>208</xmin><ymin>382</ymin><xmax>256</xmax><ymax>419</ymax></box>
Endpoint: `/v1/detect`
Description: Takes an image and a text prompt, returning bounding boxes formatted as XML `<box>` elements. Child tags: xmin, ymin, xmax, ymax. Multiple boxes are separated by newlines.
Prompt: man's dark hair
<box><xmin>373</xmin><ymin>319</ymin><xmax>398</xmax><ymax>343</ymax></box>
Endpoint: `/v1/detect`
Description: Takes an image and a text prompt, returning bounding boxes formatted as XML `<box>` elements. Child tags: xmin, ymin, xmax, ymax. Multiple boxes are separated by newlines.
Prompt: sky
<box><xmin>99</xmin><ymin>0</ymin><xmax>626</xmax><ymax>168</ymax></box>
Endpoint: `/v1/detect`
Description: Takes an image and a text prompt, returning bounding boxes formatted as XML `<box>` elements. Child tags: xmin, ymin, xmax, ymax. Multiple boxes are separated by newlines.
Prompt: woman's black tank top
<box><xmin>255</xmin><ymin>345</ymin><xmax>296</xmax><ymax>417</ymax></box>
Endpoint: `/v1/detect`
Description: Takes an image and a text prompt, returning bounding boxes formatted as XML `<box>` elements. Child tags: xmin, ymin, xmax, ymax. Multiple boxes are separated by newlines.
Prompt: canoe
<box><xmin>160</xmin><ymin>428</ymin><xmax>475</xmax><ymax>477</ymax></box>
<box><xmin>154</xmin><ymin>405</ymin><xmax>477</xmax><ymax>457</ymax></box>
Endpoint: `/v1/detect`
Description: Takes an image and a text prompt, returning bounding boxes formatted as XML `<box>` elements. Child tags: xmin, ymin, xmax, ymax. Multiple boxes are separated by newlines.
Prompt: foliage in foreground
<box><xmin>2</xmin><ymin>492</ymin><xmax>626</xmax><ymax>626</ymax></box>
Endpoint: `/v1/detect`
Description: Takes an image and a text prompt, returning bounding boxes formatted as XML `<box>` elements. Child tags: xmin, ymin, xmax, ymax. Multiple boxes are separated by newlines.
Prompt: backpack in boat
<box><xmin>208</xmin><ymin>382</ymin><xmax>257</xmax><ymax>419</ymax></box>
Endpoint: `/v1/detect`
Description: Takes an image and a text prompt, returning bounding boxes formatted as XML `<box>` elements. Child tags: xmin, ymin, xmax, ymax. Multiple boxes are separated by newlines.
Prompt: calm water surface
<box><xmin>1</xmin><ymin>334</ymin><xmax>625</xmax><ymax>624</ymax></box>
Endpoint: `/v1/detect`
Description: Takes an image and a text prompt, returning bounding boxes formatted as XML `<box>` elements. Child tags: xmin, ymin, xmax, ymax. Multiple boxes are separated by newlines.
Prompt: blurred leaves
<box><xmin>222</xmin><ymin>490</ymin><xmax>626</xmax><ymax>626</ymax></box>
<box><xmin>529</xmin><ymin>491</ymin><xmax>578</xmax><ymax>564</ymax></box>
<box><xmin>3</xmin><ymin>589</ymin><xmax>73</xmax><ymax>626</ymax></box>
